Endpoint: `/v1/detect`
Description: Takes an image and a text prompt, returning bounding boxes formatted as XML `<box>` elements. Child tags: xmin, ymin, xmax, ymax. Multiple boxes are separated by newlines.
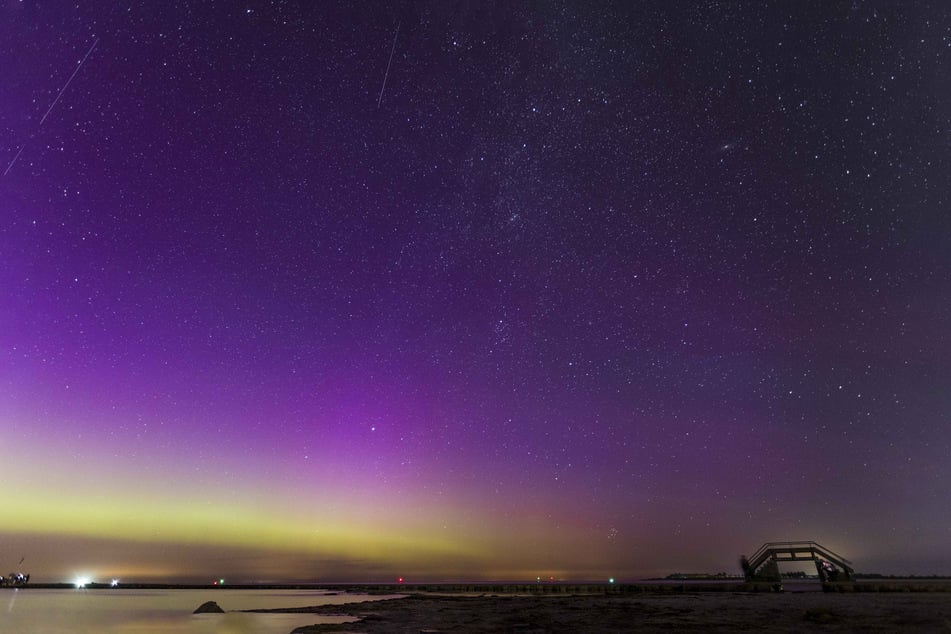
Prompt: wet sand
<box><xmin>257</xmin><ymin>590</ymin><xmax>951</xmax><ymax>633</ymax></box>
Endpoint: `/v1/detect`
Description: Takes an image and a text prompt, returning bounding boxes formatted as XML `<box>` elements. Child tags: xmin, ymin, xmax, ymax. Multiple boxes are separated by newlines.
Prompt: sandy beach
<box><xmin>249</xmin><ymin>588</ymin><xmax>951</xmax><ymax>633</ymax></box>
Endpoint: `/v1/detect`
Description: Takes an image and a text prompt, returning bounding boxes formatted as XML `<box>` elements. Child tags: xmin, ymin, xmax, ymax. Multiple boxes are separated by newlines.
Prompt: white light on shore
<box><xmin>75</xmin><ymin>576</ymin><xmax>91</xmax><ymax>588</ymax></box>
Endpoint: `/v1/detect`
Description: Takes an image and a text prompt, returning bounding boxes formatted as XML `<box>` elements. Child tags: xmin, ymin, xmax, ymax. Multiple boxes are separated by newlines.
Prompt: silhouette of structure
<box><xmin>741</xmin><ymin>541</ymin><xmax>853</xmax><ymax>582</ymax></box>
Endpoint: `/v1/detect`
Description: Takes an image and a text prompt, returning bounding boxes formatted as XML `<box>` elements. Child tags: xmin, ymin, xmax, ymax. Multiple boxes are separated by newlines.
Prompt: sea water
<box><xmin>1</xmin><ymin>588</ymin><xmax>403</xmax><ymax>633</ymax></box>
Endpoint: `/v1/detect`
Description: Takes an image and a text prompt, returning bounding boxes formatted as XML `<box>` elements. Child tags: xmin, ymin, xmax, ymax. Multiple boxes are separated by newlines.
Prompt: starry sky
<box><xmin>2</xmin><ymin>1</ymin><xmax>950</xmax><ymax>584</ymax></box>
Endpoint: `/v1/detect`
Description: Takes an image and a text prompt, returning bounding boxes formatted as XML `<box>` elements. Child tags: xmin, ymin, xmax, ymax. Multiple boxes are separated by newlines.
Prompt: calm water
<box><xmin>2</xmin><ymin>588</ymin><xmax>404</xmax><ymax>633</ymax></box>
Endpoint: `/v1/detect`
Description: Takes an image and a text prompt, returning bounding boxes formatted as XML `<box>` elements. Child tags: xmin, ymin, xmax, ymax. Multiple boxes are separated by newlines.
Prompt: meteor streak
<box><xmin>4</xmin><ymin>38</ymin><xmax>99</xmax><ymax>177</ymax></box>
<box><xmin>40</xmin><ymin>39</ymin><xmax>100</xmax><ymax>126</ymax></box>
<box><xmin>377</xmin><ymin>24</ymin><xmax>399</xmax><ymax>108</ymax></box>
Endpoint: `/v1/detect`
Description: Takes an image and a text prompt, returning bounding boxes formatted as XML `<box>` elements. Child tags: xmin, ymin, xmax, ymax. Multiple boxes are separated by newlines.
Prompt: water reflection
<box><xmin>3</xmin><ymin>589</ymin><xmax>398</xmax><ymax>633</ymax></box>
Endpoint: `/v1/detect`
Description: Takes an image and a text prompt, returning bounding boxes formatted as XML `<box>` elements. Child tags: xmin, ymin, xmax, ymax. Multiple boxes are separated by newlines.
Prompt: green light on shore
<box><xmin>609</xmin><ymin>577</ymin><xmax>615</xmax><ymax>584</ymax></box>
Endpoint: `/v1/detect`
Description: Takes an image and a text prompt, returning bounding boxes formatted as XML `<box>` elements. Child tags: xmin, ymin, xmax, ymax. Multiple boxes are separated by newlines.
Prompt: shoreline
<box><xmin>246</xmin><ymin>591</ymin><xmax>951</xmax><ymax>633</ymax></box>
<box><xmin>10</xmin><ymin>579</ymin><xmax>951</xmax><ymax>592</ymax></box>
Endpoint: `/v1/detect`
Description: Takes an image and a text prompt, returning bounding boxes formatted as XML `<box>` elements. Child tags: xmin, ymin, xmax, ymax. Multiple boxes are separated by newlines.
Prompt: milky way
<box><xmin>1</xmin><ymin>2</ymin><xmax>949</xmax><ymax>583</ymax></box>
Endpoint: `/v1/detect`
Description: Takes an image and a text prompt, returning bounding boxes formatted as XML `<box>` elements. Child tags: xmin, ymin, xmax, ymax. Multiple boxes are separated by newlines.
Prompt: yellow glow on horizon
<box><xmin>1</xmin><ymin>483</ymin><xmax>492</xmax><ymax>566</ymax></box>
<box><xmin>0</xmin><ymin>427</ymin><xmax>627</xmax><ymax>579</ymax></box>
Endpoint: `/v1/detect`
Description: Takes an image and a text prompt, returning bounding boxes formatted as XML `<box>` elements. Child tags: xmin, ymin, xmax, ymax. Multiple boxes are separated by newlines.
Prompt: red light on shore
<box><xmin>398</xmin><ymin>577</ymin><xmax>404</xmax><ymax>584</ymax></box>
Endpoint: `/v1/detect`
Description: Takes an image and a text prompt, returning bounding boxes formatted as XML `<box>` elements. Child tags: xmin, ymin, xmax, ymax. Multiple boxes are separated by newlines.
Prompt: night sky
<box><xmin>2</xmin><ymin>2</ymin><xmax>950</xmax><ymax>584</ymax></box>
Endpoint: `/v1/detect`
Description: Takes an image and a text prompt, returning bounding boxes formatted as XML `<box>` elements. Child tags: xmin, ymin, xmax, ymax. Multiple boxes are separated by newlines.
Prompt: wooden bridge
<box><xmin>743</xmin><ymin>541</ymin><xmax>854</xmax><ymax>581</ymax></box>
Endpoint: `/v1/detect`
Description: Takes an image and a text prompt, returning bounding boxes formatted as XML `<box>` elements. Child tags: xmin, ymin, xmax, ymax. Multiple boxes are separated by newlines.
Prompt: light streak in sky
<box><xmin>3</xmin><ymin>145</ymin><xmax>25</xmax><ymax>177</ymax></box>
<box><xmin>40</xmin><ymin>38</ymin><xmax>100</xmax><ymax>125</ymax></box>
<box><xmin>3</xmin><ymin>38</ymin><xmax>99</xmax><ymax>177</ymax></box>
<box><xmin>377</xmin><ymin>23</ymin><xmax>399</xmax><ymax>108</ymax></box>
